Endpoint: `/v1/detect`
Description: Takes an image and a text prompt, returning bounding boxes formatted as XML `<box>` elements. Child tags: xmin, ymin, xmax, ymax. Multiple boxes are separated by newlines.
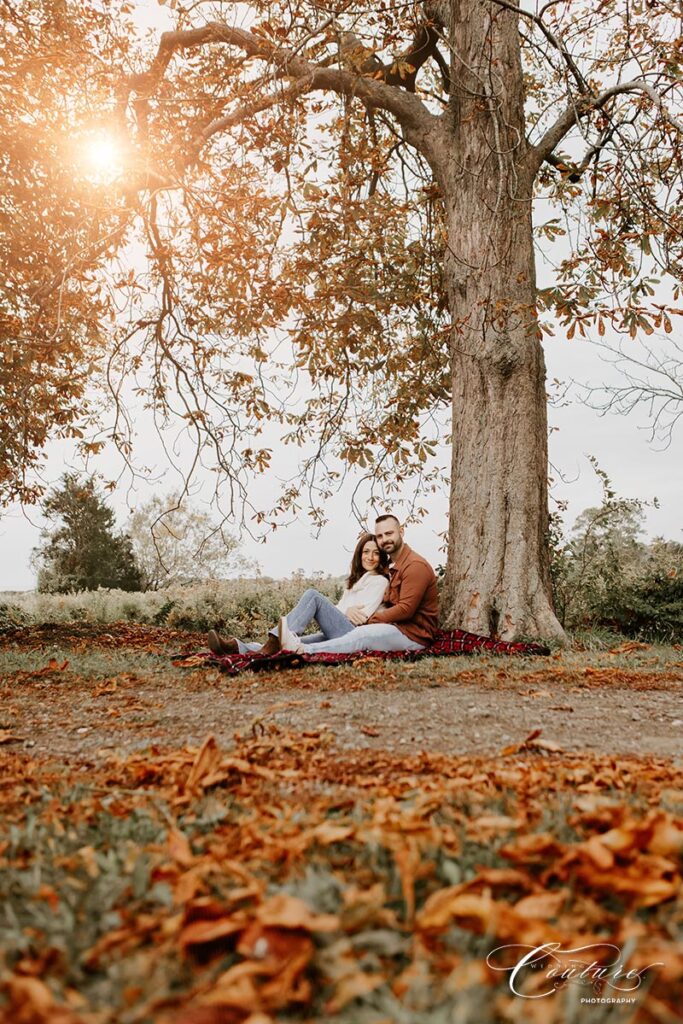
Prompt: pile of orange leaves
<box><xmin>0</xmin><ymin>731</ymin><xmax>682</xmax><ymax>1024</ymax></box>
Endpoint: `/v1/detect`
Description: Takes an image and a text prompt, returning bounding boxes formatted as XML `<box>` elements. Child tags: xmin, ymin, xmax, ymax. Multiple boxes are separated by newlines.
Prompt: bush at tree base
<box><xmin>550</xmin><ymin>506</ymin><xmax>683</xmax><ymax>643</ymax></box>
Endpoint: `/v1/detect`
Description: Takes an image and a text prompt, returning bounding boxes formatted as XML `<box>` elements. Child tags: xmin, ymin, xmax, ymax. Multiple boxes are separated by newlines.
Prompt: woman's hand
<box><xmin>346</xmin><ymin>606</ymin><xmax>368</xmax><ymax>626</ymax></box>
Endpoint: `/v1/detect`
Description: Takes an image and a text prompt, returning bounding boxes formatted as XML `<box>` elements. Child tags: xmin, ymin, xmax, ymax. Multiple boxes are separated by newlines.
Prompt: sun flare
<box><xmin>82</xmin><ymin>132</ymin><xmax>123</xmax><ymax>183</ymax></box>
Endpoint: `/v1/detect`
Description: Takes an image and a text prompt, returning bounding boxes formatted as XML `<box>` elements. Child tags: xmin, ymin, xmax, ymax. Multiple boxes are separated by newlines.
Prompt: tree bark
<box><xmin>436</xmin><ymin>1</ymin><xmax>565</xmax><ymax>640</ymax></box>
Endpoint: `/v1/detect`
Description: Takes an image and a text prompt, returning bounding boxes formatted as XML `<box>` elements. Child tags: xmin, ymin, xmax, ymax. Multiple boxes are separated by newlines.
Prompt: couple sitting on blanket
<box><xmin>207</xmin><ymin>514</ymin><xmax>439</xmax><ymax>658</ymax></box>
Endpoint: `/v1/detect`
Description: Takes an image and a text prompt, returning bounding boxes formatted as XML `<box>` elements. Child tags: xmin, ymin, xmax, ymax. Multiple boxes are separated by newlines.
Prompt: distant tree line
<box><xmin>32</xmin><ymin>474</ymin><xmax>247</xmax><ymax>594</ymax></box>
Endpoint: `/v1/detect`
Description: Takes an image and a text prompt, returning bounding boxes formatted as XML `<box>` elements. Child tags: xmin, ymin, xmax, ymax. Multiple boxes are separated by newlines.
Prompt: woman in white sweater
<box><xmin>207</xmin><ymin>533</ymin><xmax>390</xmax><ymax>656</ymax></box>
<box><xmin>308</xmin><ymin>532</ymin><xmax>390</xmax><ymax>636</ymax></box>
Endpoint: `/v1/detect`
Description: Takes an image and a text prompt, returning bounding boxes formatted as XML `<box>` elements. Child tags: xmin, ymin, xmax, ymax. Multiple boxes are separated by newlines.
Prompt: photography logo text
<box><xmin>487</xmin><ymin>942</ymin><xmax>663</xmax><ymax>1002</ymax></box>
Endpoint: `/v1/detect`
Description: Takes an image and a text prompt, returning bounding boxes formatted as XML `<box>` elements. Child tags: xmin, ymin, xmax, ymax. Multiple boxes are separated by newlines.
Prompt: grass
<box><xmin>0</xmin><ymin>576</ymin><xmax>343</xmax><ymax>634</ymax></box>
<box><xmin>1</xmin><ymin>627</ymin><xmax>682</xmax><ymax>701</ymax></box>
<box><xmin>1</xmin><ymin>637</ymin><xmax>681</xmax><ymax>691</ymax></box>
<box><xmin>0</xmin><ymin>646</ymin><xmax>194</xmax><ymax>682</ymax></box>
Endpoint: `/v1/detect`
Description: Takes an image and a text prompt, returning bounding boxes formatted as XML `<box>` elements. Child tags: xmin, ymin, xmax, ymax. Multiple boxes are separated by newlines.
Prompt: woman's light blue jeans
<box><xmin>298</xmin><ymin>623</ymin><xmax>424</xmax><ymax>655</ymax></box>
<box><xmin>234</xmin><ymin>587</ymin><xmax>423</xmax><ymax>655</ymax></box>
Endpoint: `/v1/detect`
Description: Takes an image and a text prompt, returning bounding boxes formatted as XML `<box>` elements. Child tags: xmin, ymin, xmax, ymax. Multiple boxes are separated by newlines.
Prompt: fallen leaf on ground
<box><xmin>609</xmin><ymin>641</ymin><xmax>651</xmax><ymax>655</ymax></box>
<box><xmin>186</xmin><ymin>735</ymin><xmax>223</xmax><ymax>789</ymax></box>
<box><xmin>23</xmin><ymin>657</ymin><xmax>70</xmax><ymax>680</ymax></box>
<box><xmin>256</xmin><ymin>895</ymin><xmax>339</xmax><ymax>932</ymax></box>
<box><xmin>0</xmin><ymin>731</ymin><xmax>22</xmax><ymax>745</ymax></box>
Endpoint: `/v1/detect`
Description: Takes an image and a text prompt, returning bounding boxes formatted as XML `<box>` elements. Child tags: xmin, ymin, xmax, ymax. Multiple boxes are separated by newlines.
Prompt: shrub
<box><xmin>550</xmin><ymin>470</ymin><xmax>683</xmax><ymax>642</ymax></box>
<box><xmin>0</xmin><ymin>602</ymin><xmax>30</xmax><ymax>633</ymax></box>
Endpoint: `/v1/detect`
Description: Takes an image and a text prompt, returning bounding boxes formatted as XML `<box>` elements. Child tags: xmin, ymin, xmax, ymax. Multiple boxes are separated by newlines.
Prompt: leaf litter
<box><xmin>1</xmin><ymin>626</ymin><xmax>682</xmax><ymax>1021</ymax></box>
<box><xmin>0</xmin><ymin>729</ymin><xmax>682</xmax><ymax>1023</ymax></box>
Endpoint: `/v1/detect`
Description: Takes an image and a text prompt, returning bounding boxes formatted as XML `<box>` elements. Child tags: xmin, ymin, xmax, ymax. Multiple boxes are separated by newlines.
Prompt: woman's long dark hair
<box><xmin>346</xmin><ymin>533</ymin><xmax>389</xmax><ymax>590</ymax></box>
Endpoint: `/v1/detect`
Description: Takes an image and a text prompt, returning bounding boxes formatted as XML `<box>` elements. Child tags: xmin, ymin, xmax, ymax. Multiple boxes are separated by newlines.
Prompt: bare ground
<box><xmin>1</xmin><ymin>623</ymin><xmax>682</xmax><ymax>764</ymax></box>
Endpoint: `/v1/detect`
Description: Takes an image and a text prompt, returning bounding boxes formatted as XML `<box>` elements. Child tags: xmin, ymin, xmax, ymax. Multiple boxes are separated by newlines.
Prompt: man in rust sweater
<box><xmin>368</xmin><ymin>514</ymin><xmax>439</xmax><ymax>646</ymax></box>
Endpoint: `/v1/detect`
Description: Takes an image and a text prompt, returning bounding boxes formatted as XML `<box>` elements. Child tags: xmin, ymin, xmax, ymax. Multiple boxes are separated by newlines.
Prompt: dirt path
<box><xmin>3</xmin><ymin>660</ymin><xmax>682</xmax><ymax>763</ymax></box>
<box><xmin>1</xmin><ymin>623</ymin><xmax>681</xmax><ymax>762</ymax></box>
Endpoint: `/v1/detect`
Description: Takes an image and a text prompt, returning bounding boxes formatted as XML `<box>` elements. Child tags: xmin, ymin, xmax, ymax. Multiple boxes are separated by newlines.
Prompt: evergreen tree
<box><xmin>34</xmin><ymin>475</ymin><xmax>142</xmax><ymax>593</ymax></box>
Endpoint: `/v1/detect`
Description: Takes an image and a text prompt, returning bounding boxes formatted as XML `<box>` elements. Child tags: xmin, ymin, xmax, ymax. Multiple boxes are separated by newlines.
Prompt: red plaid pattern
<box><xmin>173</xmin><ymin>629</ymin><xmax>550</xmax><ymax>676</ymax></box>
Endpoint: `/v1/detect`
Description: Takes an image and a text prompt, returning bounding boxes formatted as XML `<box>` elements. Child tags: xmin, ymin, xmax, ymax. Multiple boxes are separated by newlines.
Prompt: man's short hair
<box><xmin>375</xmin><ymin>513</ymin><xmax>401</xmax><ymax>527</ymax></box>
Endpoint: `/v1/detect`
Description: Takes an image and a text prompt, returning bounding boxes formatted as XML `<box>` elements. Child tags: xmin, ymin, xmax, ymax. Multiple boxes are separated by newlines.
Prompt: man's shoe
<box><xmin>259</xmin><ymin>634</ymin><xmax>281</xmax><ymax>657</ymax></box>
<box><xmin>278</xmin><ymin>616</ymin><xmax>305</xmax><ymax>654</ymax></box>
<box><xmin>207</xmin><ymin>630</ymin><xmax>239</xmax><ymax>656</ymax></box>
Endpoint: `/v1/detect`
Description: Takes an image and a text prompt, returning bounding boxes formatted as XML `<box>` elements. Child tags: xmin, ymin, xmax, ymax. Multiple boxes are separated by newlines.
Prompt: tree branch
<box><xmin>342</xmin><ymin>22</ymin><xmax>450</xmax><ymax>94</ymax></box>
<box><xmin>123</xmin><ymin>20</ymin><xmax>443</xmax><ymax>167</ymax></box>
<box><xmin>542</xmin><ymin>121</ymin><xmax>619</xmax><ymax>181</ymax></box>
<box><xmin>581</xmin><ymin>336</ymin><xmax>683</xmax><ymax>448</ymax></box>
<box><xmin>488</xmin><ymin>0</ymin><xmax>589</xmax><ymax>95</ymax></box>
<box><xmin>194</xmin><ymin>78</ymin><xmax>314</xmax><ymax>154</ymax></box>
<box><xmin>529</xmin><ymin>78</ymin><xmax>683</xmax><ymax>175</ymax></box>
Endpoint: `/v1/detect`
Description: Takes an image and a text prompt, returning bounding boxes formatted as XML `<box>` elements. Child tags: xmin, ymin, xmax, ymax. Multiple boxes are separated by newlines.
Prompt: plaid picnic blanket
<box><xmin>173</xmin><ymin>629</ymin><xmax>550</xmax><ymax>676</ymax></box>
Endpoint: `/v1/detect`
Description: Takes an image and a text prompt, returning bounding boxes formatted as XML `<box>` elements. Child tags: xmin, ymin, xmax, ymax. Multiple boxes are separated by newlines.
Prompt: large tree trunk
<box><xmin>437</xmin><ymin>1</ymin><xmax>565</xmax><ymax>640</ymax></box>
